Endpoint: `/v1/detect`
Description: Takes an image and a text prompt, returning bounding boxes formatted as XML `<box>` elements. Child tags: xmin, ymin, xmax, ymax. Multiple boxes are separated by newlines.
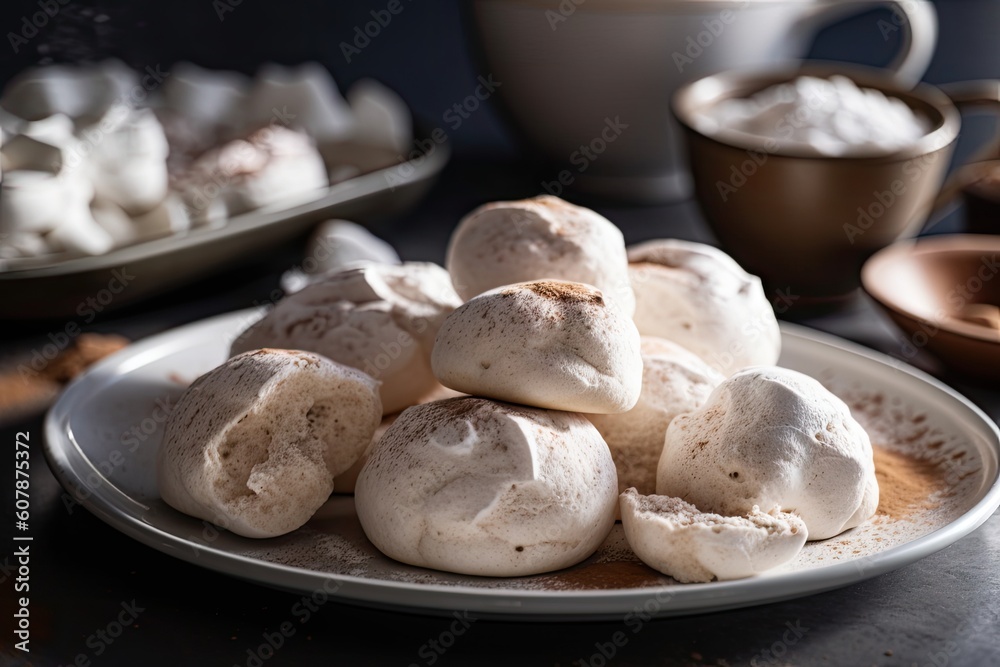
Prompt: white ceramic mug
<box><xmin>469</xmin><ymin>0</ymin><xmax>938</xmax><ymax>202</ymax></box>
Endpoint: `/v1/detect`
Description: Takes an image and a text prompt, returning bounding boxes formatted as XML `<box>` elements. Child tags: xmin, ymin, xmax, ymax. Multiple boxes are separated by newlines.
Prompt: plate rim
<box><xmin>42</xmin><ymin>313</ymin><xmax>1000</xmax><ymax>620</ymax></box>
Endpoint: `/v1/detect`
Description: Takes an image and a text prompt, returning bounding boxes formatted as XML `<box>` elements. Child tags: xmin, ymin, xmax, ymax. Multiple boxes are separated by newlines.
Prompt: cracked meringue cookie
<box><xmin>628</xmin><ymin>239</ymin><xmax>780</xmax><ymax>377</ymax></box>
<box><xmin>587</xmin><ymin>337</ymin><xmax>724</xmax><ymax>499</ymax></box>
<box><xmin>432</xmin><ymin>280</ymin><xmax>642</xmax><ymax>414</ymax></box>
<box><xmin>231</xmin><ymin>262</ymin><xmax>463</xmax><ymax>415</ymax></box>
<box><xmin>657</xmin><ymin>366</ymin><xmax>878</xmax><ymax>541</ymax></box>
<box><xmin>446</xmin><ymin>195</ymin><xmax>635</xmax><ymax>315</ymax></box>
<box><xmin>619</xmin><ymin>489</ymin><xmax>807</xmax><ymax>583</ymax></box>
<box><xmin>355</xmin><ymin>397</ymin><xmax>618</xmax><ymax>576</ymax></box>
<box><xmin>157</xmin><ymin>349</ymin><xmax>381</xmax><ymax>539</ymax></box>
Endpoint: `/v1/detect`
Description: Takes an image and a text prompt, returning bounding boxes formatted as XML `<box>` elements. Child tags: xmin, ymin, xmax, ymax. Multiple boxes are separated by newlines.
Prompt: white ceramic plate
<box><xmin>0</xmin><ymin>137</ymin><xmax>447</xmax><ymax>320</ymax></box>
<box><xmin>43</xmin><ymin>312</ymin><xmax>1000</xmax><ymax>620</ymax></box>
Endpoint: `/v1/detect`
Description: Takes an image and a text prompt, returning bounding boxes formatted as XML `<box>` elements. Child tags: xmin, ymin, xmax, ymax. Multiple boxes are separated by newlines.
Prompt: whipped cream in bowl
<box><xmin>680</xmin><ymin>65</ymin><xmax>956</xmax><ymax>161</ymax></box>
<box><xmin>696</xmin><ymin>75</ymin><xmax>932</xmax><ymax>157</ymax></box>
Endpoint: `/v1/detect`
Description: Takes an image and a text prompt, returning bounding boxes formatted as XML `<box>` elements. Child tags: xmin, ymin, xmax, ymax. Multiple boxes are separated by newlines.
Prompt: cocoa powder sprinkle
<box><xmin>873</xmin><ymin>446</ymin><xmax>947</xmax><ymax>518</ymax></box>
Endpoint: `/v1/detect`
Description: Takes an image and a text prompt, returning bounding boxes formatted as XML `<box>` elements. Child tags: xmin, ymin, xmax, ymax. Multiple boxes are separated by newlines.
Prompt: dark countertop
<box><xmin>2</xmin><ymin>158</ymin><xmax>999</xmax><ymax>667</ymax></box>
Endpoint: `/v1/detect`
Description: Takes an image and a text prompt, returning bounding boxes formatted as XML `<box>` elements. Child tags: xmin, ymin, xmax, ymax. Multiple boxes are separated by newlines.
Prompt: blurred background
<box><xmin>0</xmin><ymin>0</ymin><xmax>997</xmax><ymax>162</ymax></box>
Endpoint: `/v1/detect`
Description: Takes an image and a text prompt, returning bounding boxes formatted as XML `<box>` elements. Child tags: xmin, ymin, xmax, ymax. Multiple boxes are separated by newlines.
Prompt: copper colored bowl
<box><xmin>672</xmin><ymin>62</ymin><xmax>995</xmax><ymax>301</ymax></box>
<box><xmin>861</xmin><ymin>234</ymin><xmax>1000</xmax><ymax>381</ymax></box>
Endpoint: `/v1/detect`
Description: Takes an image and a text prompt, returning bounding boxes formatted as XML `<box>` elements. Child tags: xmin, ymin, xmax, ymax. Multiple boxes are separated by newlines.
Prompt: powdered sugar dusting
<box><xmin>229</xmin><ymin>377</ymin><xmax>986</xmax><ymax>590</ymax></box>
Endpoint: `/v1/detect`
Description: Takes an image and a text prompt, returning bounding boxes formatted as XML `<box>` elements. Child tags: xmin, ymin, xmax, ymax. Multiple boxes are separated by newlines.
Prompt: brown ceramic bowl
<box><xmin>861</xmin><ymin>234</ymin><xmax>1000</xmax><ymax>381</ymax></box>
<box><xmin>672</xmin><ymin>62</ymin><xmax>1000</xmax><ymax>302</ymax></box>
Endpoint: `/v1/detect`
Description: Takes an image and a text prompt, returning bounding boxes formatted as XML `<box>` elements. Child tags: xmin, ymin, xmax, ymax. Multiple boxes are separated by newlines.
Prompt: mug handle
<box><xmin>928</xmin><ymin>80</ymin><xmax>1000</xmax><ymax>220</ymax></box>
<box><xmin>794</xmin><ymin>0</ymin><xmax>938</xmax><ymax>87</ymax></box>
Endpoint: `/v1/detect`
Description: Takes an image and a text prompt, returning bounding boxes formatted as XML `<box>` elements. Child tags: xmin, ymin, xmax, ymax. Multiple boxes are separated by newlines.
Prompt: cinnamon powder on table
<box><xmin>0</xmin><ymin>333</ymin><xmax>130</xmax><ymax>424</ymax></box>
<box><xmin>872</xmin><ymin>445</ymin><xmax>947</xmax><ymax>519</ymax></box>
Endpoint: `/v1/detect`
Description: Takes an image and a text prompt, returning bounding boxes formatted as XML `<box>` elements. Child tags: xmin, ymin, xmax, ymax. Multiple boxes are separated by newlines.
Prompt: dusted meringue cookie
<box><xmin>355</xmin><ymin>397</ymin><xmax>618</xmax><ymax>576</ymax></box>
<box><xmin>628</xmin><ymin>239</ymin><xmax>780</xmax><ymax>377</ymax></box>
<box><xmin>231</xmin><ymin>262</ymin><xmax>462</xmax><ymax>415</ymax></box>
<box><xmin>333</xmin><ymin>384</ymin><xmax>463</xmax><ymax>494</ymax></box>
<box><xmin>588</xmin><ymin>337</ymin><xmax>724</xmax><ymax>498</ymax></box>
<box><xmin>446</xmin><ymin>195</ymin><xmax>635</xmax><ymax>314</ymax></box>
<box><xmin>657</xmin><ymin>367</ymin><xmax>878</xmax><ymax>541</ymax></box>
<box><xmin>157</xmin><ymin>349</ymin><xmax>382</xmax><ymax>539</ymax></box>
<box><xmin>178</xmin><ymin>125</ymin><xmax>328</xmax><ymax>224</ymax></box>
<box><xmin>432</xmin><ymin>280</ymin><xmax>642</xmax><ymax>414</ymax></box>
<box><xmin>332</xmin><ymin>413</ymin><xmax>398</xmax><ymax>495</ymax></box>
<box><xmin>620</xmin><ymin>489</ymin><xmax>807</xmax><ymax>583</ymax></box>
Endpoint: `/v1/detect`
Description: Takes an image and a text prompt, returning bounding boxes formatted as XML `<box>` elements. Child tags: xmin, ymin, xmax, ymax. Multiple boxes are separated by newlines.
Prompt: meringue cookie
<box><xmin>0</xmin><ymin>59</ymin><xmax>133</xmax><ymax>123</ymax></box>
<box><xmin>332</xmin><ymin>383</ymin><xmax>464</xmax><ymax>494</ymax></box>
<box><xmin>619</xmin><ymin>489</ymin><xmax>807</xmax><ymax>583</ymax></box>
<box><xmin>346</xmin><ymin>79</ymin><xmax>412</xmax><ymax>153</ymax></box>
<box><xmin>131</xmin><ymin>193</ymin><xmax>192</xmax><ymax>240</ymax></box>
<box><xmin>446</xmin><ymin>195</ymin><xmax>635</xmax><ymax>315</ymax></box>
<box><xmin>91</xmin><ymin>198</ymin><xmax>138</xmax><ymax>247</ymax></box>
<box><xmin>178</xmin><ymin>125</ymin><xmax>328</xmax><ymax>224</ymax></box>
<box><xmin>241</xmin><ymin>62</ymin><xmax>354</xmax><ymax>142</ymax></box>
<box><xmin>231</xmin><ymin>262</ymin><xmax>462</xmax><ymax>415</ymax></box>
<box><xmin>280</xmin><ymin>220</ymin><xmax>401</xmax><ymax>294</ymax></box>
<box><xmin>161</xmin><ymin>62</ymin><xmax>250</xmax><ymax>141</ymax></box>
<box><xmin>0</xmin><ymin>170</ymin><xmax>70</xmax><ymax>234</ymax></box>
<box><xmin>628</xmin><ymin>239</ymin><xmax>780</xmax><ymax>377</ymax></box>
<box><xmin>355</xmin><ymin>397</ymin><xmax>618</xmax><ymax>576</ymax></box>
<box><xmin>432</xmin><ymin>280</ymin><xmax>643</xmax><ymax>414</ymax></box>
<box><xmin>657</xmin><ymin>367</ymin><xmax>879</xmax><ymax>541</ymax></box>
<box><xmin>588</xmin><ymin>337</ymin><xmax>724</xmax><ymax>498</ymax></box>
<box><xmin>157</xmin><ymin>349</ymin><xmax>381</xmax><ymax>539</ymax></box>
<box><xmin>88</xmin><ymin>108</ymin><xmax>170</xmax><ymax>215</ymax></box>
<box><xmin>0</xmin><ymin>231</ymin><xmax>49</xmax><ymax>259</ymax></box>
<box><xmin>331</xmin><ymin>413</ymin><xmax>398</xmax><ymax>496</ymax></box>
